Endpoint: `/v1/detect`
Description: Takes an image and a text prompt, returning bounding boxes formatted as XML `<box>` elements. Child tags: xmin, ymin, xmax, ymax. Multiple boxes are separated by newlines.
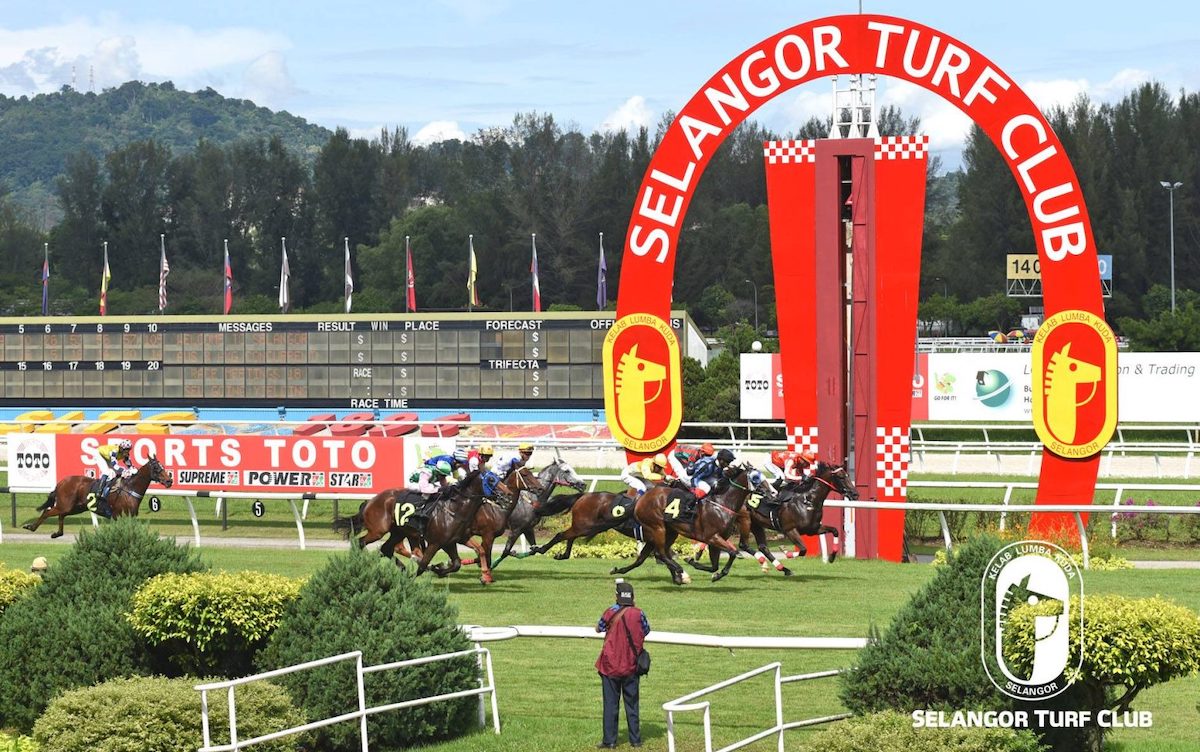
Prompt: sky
<box><xmin>1</xmin><ymin>1</ymin><xmax>1197</xmax><ymax>169</ymax></box>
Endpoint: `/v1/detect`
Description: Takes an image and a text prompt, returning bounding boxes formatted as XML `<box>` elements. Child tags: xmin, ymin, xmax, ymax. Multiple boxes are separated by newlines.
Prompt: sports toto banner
<box><xmin>54</xmin><ymin>434</ymin><xmax>409</xmax><ymax>494</ymax></box>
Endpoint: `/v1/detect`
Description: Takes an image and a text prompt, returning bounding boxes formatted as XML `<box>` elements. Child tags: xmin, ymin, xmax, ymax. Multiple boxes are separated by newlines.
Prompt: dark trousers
<box><xmin>600</xmin><ymin>673</ymin><xmax>641</xmax><ymax>746</ymax></box>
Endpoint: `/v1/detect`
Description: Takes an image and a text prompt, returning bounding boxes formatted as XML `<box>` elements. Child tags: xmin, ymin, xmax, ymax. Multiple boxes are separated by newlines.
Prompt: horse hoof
<box><xmin>712</xmin><ymin>573</ymin><xmax>723</xmax><ymax>582</ymax></box>
<box><xmin>480</xmin><ymin>575</ymin><xmax>493</xmax><ymax>585</ymax></box>
<box><xmin>553</xmin><ymin>553</ymin><xmax>569</xmax><ymax>560</ymax></box>
<box><xmin>50</xmin><ymin>531</ymin><xmax>63</xmax><ymax>539</ymax></box>
<box><xmin>827</xmin><ymin>552</ymin><xmax>838</xmax><ymax>563</ymax></box>
<box><xmin>782</xmin><ymin>568</ymin><xmax>794</xmax><ymax>577</ymax></box>
<box><xmin>680</xmin><ymin>572</ymin><xmax>692</xmax><ymax>585</ymax></box>
<box><xmin>683</xmin><ymin>557</ymin><xmax>695</xmax><ymax>566</ymax></box>
<box><xmin>22</xmin><ymin>523</ymin><xmax>34</xmax><ymax>532</ymax></box>
<box><xmin>608</xmin><ymin>567</ymin><xmax>619</xmax><ymax>575</ymax></box>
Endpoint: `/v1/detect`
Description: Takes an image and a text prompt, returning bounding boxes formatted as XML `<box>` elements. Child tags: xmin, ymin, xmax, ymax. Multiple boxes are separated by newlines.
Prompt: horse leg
<box><xmin>685</xmin><ymin>534</ymin><xmax>718</xmax><ymax>572</ymax></box>
<box><xmin>477</xmin><ymin>533</ymin><xmax>497</xmax><ymax>585</ymax></box>
<box><xmin>379</xmin><ymin>530</ymin><xmax>402</xmax><ymax>560</ymax></box>
<box><xmin>437</xmin><ymin>542</ymin><xmax>465</xmax><ymax>577</ymax></box>
<box><xmin>754</xmin><ymin>525</ymin><xmax>791</xmax><ymax>576</ymax></box>
<box><xmin>817</xmin><ymin>525</ymin><xmax>841</xmax><ymax>563</ymax></box>
<box><xmin>708</xmin><ymin>535</ymin><xmax>742</xmax><ymax>582</ymax></box>
<box><xmin>460</xmin><ymin>538</ymin><xmax>487</xmax><ymax>567</ymax></box>
<box><xmin>609</xmin><ymin>537</ymin><xmax>658</xmax><ymax>577</ymax></box>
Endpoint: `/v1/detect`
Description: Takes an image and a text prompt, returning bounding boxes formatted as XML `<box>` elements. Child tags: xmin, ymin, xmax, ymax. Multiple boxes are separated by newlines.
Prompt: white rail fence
<box><xmin>663</xmin><ymin>664</ymin><xmax>847</xmax><ymax>752</ymax></box>
<box><xmin>195</xmin><ymin>645</ymin><xmax>500</xmax><ymax>752</ymax></box>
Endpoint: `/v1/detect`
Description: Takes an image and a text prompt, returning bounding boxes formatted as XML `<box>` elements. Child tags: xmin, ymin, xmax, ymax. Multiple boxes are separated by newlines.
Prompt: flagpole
<box><xmin>531</xmin><ymin>232</ymin><xmax>539</xmax><ymax>313</ymax></box>
<box><xmin>279</xmin><ymin>237</ymin><xmax>290</xmax><ymax>314</ymax></box>
<box><xmin>344</xmin><ymin>236</ymin><xmax>353</xmax><ymax>314</ymax></box>
<box><xmin>42</xmin><ymin>242</ymin><xmax>49</xmax><ymax>317</ymax></box>
<box><xmin>467</xmin><ymin>234</ymin><xmax>475</xmax><ymax>313</ymax></box>
<box><xmin>100</xmin><ymin>241</ymin><xmax>110</xmax><ymax>317</ymax></box>
<box><xmin>158</xmin><ymin>234</ymin><xmax>167</xmax><ymax>315</ymax></box>
<box><xmin>405</xmin><ymin>235</ymin><xmax>415</xmax><ymax>313</ymax></box>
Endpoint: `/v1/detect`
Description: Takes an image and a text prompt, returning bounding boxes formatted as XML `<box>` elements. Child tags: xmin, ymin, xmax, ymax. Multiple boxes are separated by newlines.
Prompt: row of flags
<box><xmin>40</xmin><ymin>234</ymin><xmax>613</xmax><ymax>316</ymax></box>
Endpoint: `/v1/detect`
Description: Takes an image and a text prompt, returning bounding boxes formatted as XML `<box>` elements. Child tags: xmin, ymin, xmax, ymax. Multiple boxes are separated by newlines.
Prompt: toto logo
<box><xmin>981</xmin><ymin>540</ymin><xmax>1084</xmax><ymax>700</ymax></box>
<box><xmin>13</xmin><ymin>439</ymin><xmax>52</xmax><ymax>478</ymax></box>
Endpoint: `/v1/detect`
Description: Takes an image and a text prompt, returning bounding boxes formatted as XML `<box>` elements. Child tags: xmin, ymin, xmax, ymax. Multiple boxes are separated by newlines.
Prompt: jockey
<box><xmin>466</xmin><ymin>444</ymin><xmax>494</xmax><ymax>474</ymax></box>
<box><xmin>89</xmin><ymin>439</ymin><xmax>134</xmax><ymax>517</ymax></box>
<box><xmin>620</xmin><ymin>453</ymin><xmax>669</xmax><ymax>497</ymax></box>
<box><xmin>766</xmin><ymin>449</ymin><xmax>816</xmax><ymax>486</ymax></box>
<box><xmin>408</xmin><ymin>459</ymin><xmax>454</xmax><ymax>497</ymax></box>
<box><xmin>669</xmin><ymin>442</ymin><xmax>714</xmax><ymax>484</ymax></box>
<box><xmin>689</xmin><ymin>448</ymin><xmax>735</xmax><ymax>499</ymax></box>
<box><xmin>492</xmin><ymin>443</ymin><xmax>535</xmax><ymax>477</ymax></box>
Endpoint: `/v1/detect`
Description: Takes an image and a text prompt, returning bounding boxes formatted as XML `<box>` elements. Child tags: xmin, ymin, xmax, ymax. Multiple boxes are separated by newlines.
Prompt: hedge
<box><xmin>0</xmin><ymin>566</ymin><xmax>40</xmax><ymax>618</ymax></box>
<box><xmin>128</xmin><ymin>571</ymin><xmax>304</xmax><ymax>677</ymax></box>
<box><xmin>32</xmin><ymin>675</ymin><xmax>306</xmax><ymax>752</ymax></box>
<box><xmin>258</xmin><ymin>548</ymin><xmax>478</xmax><ymax>751</ymax></box>
<box><xmin>0</xmin><ymin>520</ymin><xmax>206</xmax><ymax>731</ymax></box>
<box><xmin>797</xmin><ymin>711</ymin><xmax>1044</xmax><ymax>752</ymax></box>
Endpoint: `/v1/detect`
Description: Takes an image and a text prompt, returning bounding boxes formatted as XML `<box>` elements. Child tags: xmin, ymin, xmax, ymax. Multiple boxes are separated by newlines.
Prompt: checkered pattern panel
<box><xmin>787</xmin><ymin>425</ymin><xmax>818</xmax><ymax>454</ymax></box>
<box><xmin>875</xmin><ymin>425</ymin><xmax>911</xmax><ymax>498</ymax></box>
<box><xmin>764</xmin><ymin>140</ymin><xmax>816</xmax><ymax>164</ymax></box>
<box><xmin>873</xmin><ymin>135</ymin><xmax>928</xmax><ymax>160</ymax></box>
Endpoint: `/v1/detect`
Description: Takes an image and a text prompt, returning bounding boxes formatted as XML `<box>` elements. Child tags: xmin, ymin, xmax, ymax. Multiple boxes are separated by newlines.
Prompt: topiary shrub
<box><xmin>568</xmin><ymin>533</ymin><xmax>694</xmax><ymax>559</ymax></box>
<box><xmin>0</xmin><ymin>519</ymin><xmax>205</xmax><ymax>731</ymax></box>
<box><xmin>0</xmin><ymin>566</ymin><xmax>41</xmax><ymax>618</ymax></box>
<box><xmin>840</xmin><ymin>535</ymin><xmax>1009</xmax><ymax>713</ymax></box>
<box><xmin>32</xmin><ymin>675</ymin><xmax>306</xmax><ymax>752</ymax></box>
<box><xmin>258</xmin><ymin>548</ymin><xmax>478</xmax><ymax>751</ymax></box>
<box><xmin>128</xmin><ymin>571</ymin><xmax>304</xmax><ymax>677</ymax></box>
<box><xmin>1005</xmin><ymin>594</ymin><xmax>1200</xmax><ymax>752</ymax></box>
<box><xmin>796</xmin><ymin>711</ymin><xmax>1044</xmax><ymax>752</ymax></box>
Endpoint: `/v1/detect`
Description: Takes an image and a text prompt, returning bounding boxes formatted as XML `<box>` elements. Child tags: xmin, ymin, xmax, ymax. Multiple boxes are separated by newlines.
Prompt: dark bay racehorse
<box><xmin>22</xmin><ymin>456</ymin><xmax>174</xmax><ymax>538</ymax></box>
<box><xmin>459</xmin><ymin>465</ymin><xmax>543</xmax><ymax>585</ymax></box>
<box><xmin>719</xmin><ymin>462</ymin><xmax>857</xmax><ymax>575</ymax></box>
<box><xmin>612</xmin><ymin>465</ymin><xmax>772</xmax><ymax>585</ymax></box>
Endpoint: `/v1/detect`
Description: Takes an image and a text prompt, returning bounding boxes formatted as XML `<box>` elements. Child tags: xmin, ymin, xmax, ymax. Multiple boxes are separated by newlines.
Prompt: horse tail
<box><xmin>538</xmin><ymin>492</ymin><xmax>583</xmax><ymax>517</ymax></box>
<box><xmin>37</xmin><ymin>491</ymin><xmax>56</xmax><ymax>512</ymax></box>
<box><xmin>332</xmin><ymin>502</ymin><xmax>366</xmax><ymax>540</ymax></box>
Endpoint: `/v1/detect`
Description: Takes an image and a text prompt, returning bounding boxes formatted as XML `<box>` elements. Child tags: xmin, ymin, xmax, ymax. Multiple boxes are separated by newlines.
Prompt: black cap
<box><xmin>615</xmin><ymin>581</ymin><xmax>635</xmax><ymax>606</ymax></box>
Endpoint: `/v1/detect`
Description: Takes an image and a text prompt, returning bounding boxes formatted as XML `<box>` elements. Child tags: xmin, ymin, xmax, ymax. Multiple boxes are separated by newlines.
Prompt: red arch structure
<box><xmin>603</xmin><ymin>14</ymin><xmax>1116</xmax><ymax>555</ymax></box>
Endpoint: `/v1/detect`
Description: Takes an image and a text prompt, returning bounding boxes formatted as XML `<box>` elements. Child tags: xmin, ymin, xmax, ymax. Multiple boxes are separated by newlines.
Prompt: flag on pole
<box><xmin>596</xmin><ymin>232</ymin><xmax>608</xmax><ymax>310</ymax></box>
<box><xmin>405</xmin><ymin>235</ymin><xmax>417</xmax><ymax>313</ymax></box>
<box><xmin>41</xmin><ymin>243</ymin><xmax>49</xmax><ymax>316</ymax></box>
<box><xmin>530</xmin><ymin>233</ymin><xmax>541</xmax><ymax>312</ymax></box>
<box><xmin>279</xmin><ymin>238</ymin><xmax>291</xmax><ymax>313</ymax></box>
<box><xmin>344</xmin><ymin>237</ymin><xmax>354</xmax><ymax>314</ymax></box>
<box><xmin>158</xmin><ymin>235</ymin><xmax>169</xmax><ymax>312</ymax></box>
<box><xmin>100</xmin><ymin>241</ymin><xmax>111</xmax><ymax>316</ymax></box>
<box><xmin>222</xmin><ymin>240</ymin><xmax>233</xmax><ymax>315</ymax></box>
<box><xmin>467</xmin><ymin>235</ymin><xmax>481</xmax><ymax>309</ymax></box>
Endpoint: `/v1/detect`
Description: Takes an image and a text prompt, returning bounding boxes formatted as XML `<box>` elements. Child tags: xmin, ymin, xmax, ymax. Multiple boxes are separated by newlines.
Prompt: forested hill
<box><xmin>0</xmin><ymin>81</ymin><xmax>331</xmax><ymax>217</ymax></box>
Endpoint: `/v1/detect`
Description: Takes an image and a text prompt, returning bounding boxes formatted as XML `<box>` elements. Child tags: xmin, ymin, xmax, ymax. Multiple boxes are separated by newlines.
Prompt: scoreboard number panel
<box><xmin>0</xmin><ymin>313</ymin><xmax>694</xmax><ymax>409</ymax></box>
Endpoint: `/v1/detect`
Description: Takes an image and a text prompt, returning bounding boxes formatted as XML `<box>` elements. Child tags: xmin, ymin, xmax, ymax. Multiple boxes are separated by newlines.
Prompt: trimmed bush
<box><xmin>129</xmin><ymin>571</ymin><xmax>304</xmax><ymax>677</ymax></box>
<box><xmin>1005</xmin><ymin>594</ymin><xmax>1200</xmax><ymax>751</ymax></box>
<box><xmin>567</xmin><ymin>533</ymin><xmax>694</xmax><ymax>559</ymax></box>
<box><xmin>0</xmin><ymin>566</ymin><xmax>41</xmax><ymax>618</ymax></box>
<box><xmin>32</xmin><ymin>675</ymin><xmax>306</xmax><ymax>752</ymax></box>
<box><xmin>840</xmin><ymin>535</ymin><xmax>1009</xmax><ymax>713</ymax></box>
<box><xmin>0</xmin><ymin>520</ymin><xmax>205</xmax><ymax>731</ymax></box>
<box><xmin>797</xmin><ymin>711</ymin><xmax>1044</xmax><ymax>752</ymax></box>
<box><xmin>259</xmin><ymin>548</ymin><xmax>478</xmax><ymax>751</ymax></box>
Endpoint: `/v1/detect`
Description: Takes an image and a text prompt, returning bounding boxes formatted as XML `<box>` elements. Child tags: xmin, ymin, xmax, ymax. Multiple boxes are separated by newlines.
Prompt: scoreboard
<box><xmin>0</xmin><ymin>311</ymin><xmax>702</xmax><ymax>409</ymax></box>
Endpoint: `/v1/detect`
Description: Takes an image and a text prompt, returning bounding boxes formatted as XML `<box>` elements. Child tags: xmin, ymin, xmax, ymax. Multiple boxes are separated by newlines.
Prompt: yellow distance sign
<box><xmin>602</xmin><ymin>314</ymin><xmax>682</xmax><ymax>453</ymax></box>
<box><xmin>1031</xmin><ymin>310</ymin><xmax>1118</xmax><ymax>458</ymax></box>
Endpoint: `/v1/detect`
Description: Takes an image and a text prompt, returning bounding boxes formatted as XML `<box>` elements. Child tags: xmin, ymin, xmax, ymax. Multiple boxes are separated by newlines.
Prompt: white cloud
<box><xmin>241</xmin><ymin>51</ymin><xmax>295</xmax><ymax>108</ymax></box>
<box><xmin>412</xmin><ymin>120</ymin><xmax>467</xmax><ymax>145</ymax></box>
<box><xmin>0</xmin><ymin>17</ymin><xmax>288</xmax><ymax>95</ymax></box>
<box><xmin>599</xmin><ymin>95</ymin><xmax>652</xmax><ymax>133</ymax></box>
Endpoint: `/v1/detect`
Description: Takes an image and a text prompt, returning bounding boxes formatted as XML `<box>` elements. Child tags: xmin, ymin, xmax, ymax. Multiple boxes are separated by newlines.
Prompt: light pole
<box><xmin>744</xmin><ymin>278</ymin><xmax>759</xmax><ymax>332</ymax></box>
<box><xmin>1160</xmin><ymin>181</ymin><xmax>1183</xmax><ymax>312</ymax></box>
<box><xmin>934</xmin><ymin>276</ymin><xmax>948</xmax><ymax>297</ymax></box>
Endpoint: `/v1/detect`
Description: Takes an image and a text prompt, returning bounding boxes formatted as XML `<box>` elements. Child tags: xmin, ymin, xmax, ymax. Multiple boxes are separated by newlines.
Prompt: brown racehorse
<box><xmin>22</xmin><ymin>456</ymin><xmax>175</xmax><ymax>538</ymax></box>
<box><xmin>332</xmin><ymin>470</ymin><xmax>511</xmax><ymax>571</ymax></box>
<box><xmin>738</xmin><ymin>462</ymin><xmax>858</xmax><ymax>573</ymax></box>
<box><xmin>458</xmin><ymin>465</ymin><xmax>543</xmax><ymax>585</ymax></box>
<box><xmin>611</xmin><ymin>465</ymin><xmax>773</xmax><ymax>585</ymax></box>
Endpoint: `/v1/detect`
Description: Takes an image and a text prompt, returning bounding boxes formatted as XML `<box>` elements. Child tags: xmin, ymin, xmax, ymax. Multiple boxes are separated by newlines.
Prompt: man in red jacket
<box><xmin>595</xmin><ymin>580</ymin><xmax>650</xmax><ymax>748</ymax></box>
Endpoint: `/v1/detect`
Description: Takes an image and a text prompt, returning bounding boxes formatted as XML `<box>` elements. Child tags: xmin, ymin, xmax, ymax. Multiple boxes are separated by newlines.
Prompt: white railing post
<box><xmin>486</xmin><ymin>648</ymin><xmax>501</xmax><ymax>734</ymax></box>
<box><xmin>774</xmin><ymin>664</ymin><xmax>785</xmax><ymax>752</ymax></box>
<box><xmin>999</xmin><ymin>485</ymin><xmax>1014</xmax><ymax>531</ymax></box>
<box><xmin>185</xmin><ymin>497</ymin><xmax>201</xmax><ymax>547</ymax></box>
<box><xmin>201</xmin><ymin>689</ymin><xmax>212</xmax><ymax>751</ymax></box>
<box><xmin>288</xmin><ymin>499</ymin><xmax>306</xmax><ymax>550</ymax></box>
<box><xmin>938</xmin><ymin>511</ymin><xmax>952</xmax><ymax>551</ymax></box>
<box><xmin>703</xmin><ymin>704</ymin><xmax>714</xmax><ymax>752</ymax></box>
<box><xmin>227</xmin><ymin>686</ymin><xmax>238</xmax><ymax>751</ymax></box>
<box><xmin>1111</xmin><ymin>488</ymin><xmax>1123</xmax><ymax>540</ymax></box>
<box><xmin>1074</xmin><ymin>512</ymin><xmax>1090</xmax><ymax>570</ymax></box>
<box><xmin>475</xmin><ymin>644</ymin><xmax>487</xmax><ymax>728</ymax></box>
<box><xmin>357</xmin><ymin>652</ymin><xmax>369</xmax><ymax>752</ymax></box>
<box><xmin>666</xmin><ymin>710</ymin><xmax>677</xmax><ymax>752</ymax></box>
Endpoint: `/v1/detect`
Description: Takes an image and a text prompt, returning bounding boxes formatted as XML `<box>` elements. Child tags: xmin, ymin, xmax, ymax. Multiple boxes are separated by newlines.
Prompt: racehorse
<box><xmin>723</xmin><ymin>461</ymin><xmax>858</xmax><ymax>575</ymax></box>
<box><xmin>333</xmin><ymin>470</ymin><xmax>511</xmax><ymax>573</ymax></box>
<box><xmin>22</xmin><ymin>456</ymin><xmax>175</xmax><ymax>538</ymax></box>
<box><xmin>488</xmin><ymin>459</ymin><xmax>587</xmax><ymax>568</ymax></box>
<box><xmin>458</xmin><ymin>464</ymin><xmax>543</xmax><ymax>585</ymax></box>
<box><xmin>612</xmin><ymin>464</ymin><xmax>772</xmax><ymax>585</ymax></box>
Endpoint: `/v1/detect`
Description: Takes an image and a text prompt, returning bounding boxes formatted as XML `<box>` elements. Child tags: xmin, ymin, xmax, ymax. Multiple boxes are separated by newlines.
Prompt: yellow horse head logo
<box><xmin>1043</xmin><ymin>342</ymin><xmax>1102</xmax><ymax>444</ymax></box>
<box><xmin>614</xmin><ymin>344</ymin><xmax>668</xmax><ymax>440</ymax></box>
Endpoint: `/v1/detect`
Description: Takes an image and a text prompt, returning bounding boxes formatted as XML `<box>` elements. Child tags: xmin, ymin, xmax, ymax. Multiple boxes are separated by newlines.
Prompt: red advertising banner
<box><xmin>55</xmin><ymin>434</ymin><xmax>409</xmax><ymax>494</ymax></box>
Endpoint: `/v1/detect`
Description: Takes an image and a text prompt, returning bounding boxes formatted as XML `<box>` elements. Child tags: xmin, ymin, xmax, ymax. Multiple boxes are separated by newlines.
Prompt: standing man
<box><xmin>595</xmin><ymin>580</ymin><xmax>650</xmax><ymax>749</ymax></box>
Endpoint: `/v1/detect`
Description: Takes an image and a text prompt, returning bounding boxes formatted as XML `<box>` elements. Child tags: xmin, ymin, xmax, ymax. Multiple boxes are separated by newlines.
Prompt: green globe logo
<box><xmin>975</xmin><ymin>369</ymin><xmax>1012</xmax><ymax>408</ymax></box>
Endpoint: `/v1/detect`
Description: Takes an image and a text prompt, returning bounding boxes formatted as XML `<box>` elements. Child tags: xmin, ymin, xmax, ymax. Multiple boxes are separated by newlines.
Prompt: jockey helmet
<box><xmin>478</xmin><ymin>444</ymin><xmax>494</xmax><ymax>456</ymax></box>
<box><xmin>518</xmin><ymin>442</ymin><xmax>534</xmax><ymax>453</ymax></box>
<box><xmin>700</xmin><ymin>443</ymin><xmax>715</xmax><ymax>456</ymax></box>
<box><xmin>453</xmin><ymin>448</ymin><xmax>468</xmax><ymax>463</ymax></box>
<box><xmin>799</xmin><ymin>450</ymin><xmax>817</xmax><ymax>464</ymax></box>
<box><xmin>652</xmin><ymin>453</ymin><xmax>667</xmax><ymax>467</ymax></box>
<box><xmin>716</xmin><ymin>449</ymin><xmax>735</xmax><ymax>465</ymax></box>
<box><xmin>433</xmin><ymin>460</ymin><xmax>453</xmax><ymax>476</ymax></box>
<box><xmin>118</xmin><ymin>439</ymin><xmax>133</xmax><ymax>451</ymax></box>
